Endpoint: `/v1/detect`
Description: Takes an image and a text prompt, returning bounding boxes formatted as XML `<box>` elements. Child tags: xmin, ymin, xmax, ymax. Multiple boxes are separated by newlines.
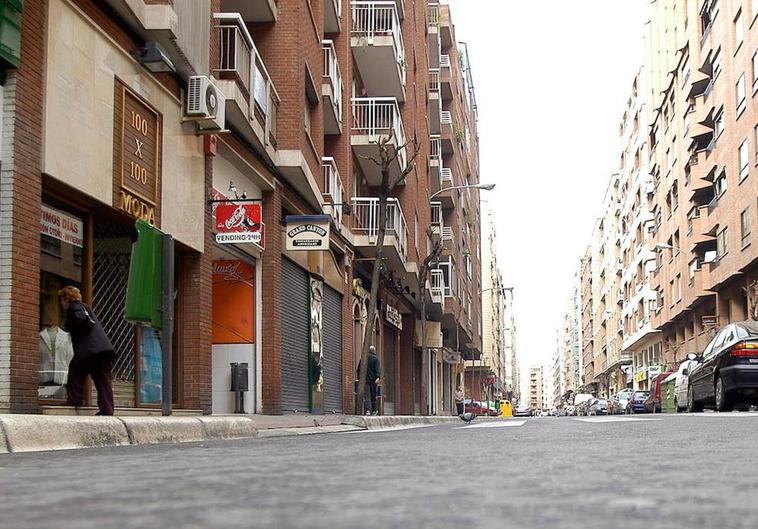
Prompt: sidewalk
<box><xmin>0</xmin><ymin>413</ymin><xmax>466</xmax><ymax>454</ymax></box>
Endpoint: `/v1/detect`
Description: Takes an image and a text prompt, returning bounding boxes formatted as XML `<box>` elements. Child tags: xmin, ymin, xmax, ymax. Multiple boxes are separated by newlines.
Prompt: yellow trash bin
<box><xmin>500</xmin><ymin>400</ymin><xmax>513</xmax><ymax>417</ymax></box>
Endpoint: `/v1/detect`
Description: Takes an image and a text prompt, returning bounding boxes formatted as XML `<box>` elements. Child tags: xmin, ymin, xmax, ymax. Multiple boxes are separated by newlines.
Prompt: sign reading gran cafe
<box><xmin>114</xmin><ymin>80</ymin><xmax>162</xmax><ymax>226</ymax></box>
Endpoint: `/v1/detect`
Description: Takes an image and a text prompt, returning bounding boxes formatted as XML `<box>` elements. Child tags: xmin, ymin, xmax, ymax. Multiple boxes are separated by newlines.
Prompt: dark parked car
<box><xmin>687</xmin><ymin>322</ymin><xmax>758</xmax><ymax>412</ymax></box>
<box><xmin>644</xmin><ymin>371</ymin><xmax>674</xmax><ymax>413</ymax></box>
<box><xmin>587</xmin><ymin>398</ymin><xmax>609</xmax><ymax>415</ymax></box>
<box><xmin>626</xmin><ymin>391</ymin><xmax>649</xmax><ymax>414</ymax></box>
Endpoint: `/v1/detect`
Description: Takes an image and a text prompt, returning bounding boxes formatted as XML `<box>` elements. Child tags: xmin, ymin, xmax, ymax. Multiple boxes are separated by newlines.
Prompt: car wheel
<box><xmin>687</xmin><ymin>385</ymin><xmax>703</xmax><ymax>413</ymax></box>
<box><xmin>715</xmin><ymin>376</ymin><xmax>734</xmax><ymax>412</ymax></box>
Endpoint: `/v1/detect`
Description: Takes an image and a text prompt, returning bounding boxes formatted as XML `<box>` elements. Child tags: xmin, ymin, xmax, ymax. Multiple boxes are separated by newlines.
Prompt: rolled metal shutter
<box><xmin>323</xmin><ymin>284</ymin><xmax>344</xmax><ymax>413</ymax></box>
<box><xmin>280</xmin><ymin>258</ymin><xmax>310</xmax><ymax>412</ymax></box>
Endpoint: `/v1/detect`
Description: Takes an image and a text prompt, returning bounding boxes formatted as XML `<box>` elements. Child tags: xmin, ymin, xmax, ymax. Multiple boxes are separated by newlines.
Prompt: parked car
<box><xmin>607</xmin><ymin>398</ymin><xmax>622</xmax><ymax>415</ymax></box>
<box><xmin>626</xmin><ymin>391</ymin><xmax>650</xmax><ymax>414</ymax></box>
<box><xmin>674</xmin><ymin>359</ymin><xmax>697</xmax><ymax>412</ymax></box>
<box><xmin>513</xmin><ymin>404</ymin><xmax>532</xmax><ymax>417</ymax></box>
<box><xmin>614</xmin><ymin>389</ymin><xmax>634</xmax><ymax>414</ymax></box>
<box><xmin>644</xmin><ymin>371</ymin><xmax>675</xmax><ymax>413</ymax></box>
<box><xmin>564</xmin><ymin>405</ymin><xmax>576</xmax><ymax>416</ymax></box>
<box><xmin>687</xmin><ymin>321</ymin><xmax>758</xmax><ymax>412</ymax></box>
<box><xmin>464</xmin><ymin>400</ymin><xmax>500</xmax><ymax>416</ymax></box>
<box><xmin>588</xmin><ymin>398</ymin><xmax>609</xmax><ymax>415</ymax></box>
<box><xmin>573</xmin><ymin>393</ymin><xmax>594</xmax><ymax>416</ymax></box>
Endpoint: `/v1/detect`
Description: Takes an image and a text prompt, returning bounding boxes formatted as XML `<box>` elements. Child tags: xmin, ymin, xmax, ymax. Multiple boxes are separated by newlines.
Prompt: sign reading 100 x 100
<box><xmin>114</xmin><ymin>80</ymin><xmax>162</xmax><ymax>227</ymax></box>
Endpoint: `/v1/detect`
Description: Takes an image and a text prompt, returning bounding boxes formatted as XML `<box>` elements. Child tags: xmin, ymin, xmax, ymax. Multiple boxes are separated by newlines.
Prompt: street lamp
<box><xmin>429</xmin><ymin>182</ymin><xmax>496</xmax><ymax>201</ymax></box>
<box><xmin>654</xmin><ymin>242</ymin><xmax>683</xmax><ymax>255</ymax></box>
<box><xmin>480</xmin><ymin>285</ymin><xmax>514</xmax><ymax>295</ymax></box>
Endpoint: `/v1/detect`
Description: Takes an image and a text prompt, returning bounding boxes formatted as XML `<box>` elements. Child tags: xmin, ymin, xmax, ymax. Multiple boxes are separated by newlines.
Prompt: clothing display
<box><xmin>38</xmin><ymin>326</ymin><xmax>74</xmax><ymax>386</ymax></box>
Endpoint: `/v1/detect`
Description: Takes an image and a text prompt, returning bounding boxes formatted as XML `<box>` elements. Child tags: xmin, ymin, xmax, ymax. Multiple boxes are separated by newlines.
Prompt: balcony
<box><xmin>322</xmin><ymin>40</ymin><xmax>344</xmax><ymax>135</ymax></box>
<box><xmin>352</xmin><ymin>197</ymin><xmax>408</xmax><ymax>271</ymax></box>
<box><xmin>428</xmin><ymin>68</ymin><xmax>441</xmax><ymax>135</ymax></box>
<box><xmin>440</xmin><ymin>54</ymin><xmax>453</xmax><ymax>100</ymax></box>
<box><xmin>429</xmin><ymin>268</ymin><xmax>445</xmax><ymax>311</ymax></box>
<box><xmin>214</xmin><ymin>13</ymin><xmax>280</xmax><ymax>160</ymax></box>
<box><xmin>350</xmin><ymin>97</ymin><xmax>407</xmax><ymax>186</ymax></box>
<box><xmin>322</xmin><ymin>157</ymin><xmax>345</xmax><ymax>227</ymax></box>
<box><xmin>430</xmin><ymin>200</ymin><xmax>443</xmax><ymax>237</ymax></box>
<box><xmin>350</xmin><ymin>1</ymin><xmax>406</xmax><ymax>101</ymax></box>
<box><xmin>429</xmin><ymin>135</ymin><xmax>442</xmax><ymax>193</ymax></box>
<box><xmin>221</xmin><ymin>0</ymin><xmax>277</xmax><ymax>22</ymax></box>
<box><xmin>325</xmin><ymin>0</ymin><xmax>342</xmax><ymax>33</ymax></box>
<box><xmin>688</xmin><ymin>206</ymin><xmax>714</xmax><ymax>248</ymax></box>
<box><xmin>427</xmin><ymin>3</ymin><xmax>440</xmax><ymax>69</ymax></box>
<box><xmin>440</xmin><ymin>109</ymin><xmax>454</xmax><ymax>154</ymax></box>
<box><xmin>440</xmin><ymin>5</ymin><xmax>452</xmax><ymax>49</ymax></box>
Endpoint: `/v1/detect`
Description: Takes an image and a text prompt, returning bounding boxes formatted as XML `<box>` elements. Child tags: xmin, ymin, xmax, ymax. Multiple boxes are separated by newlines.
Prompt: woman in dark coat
<box><xmin>59</xmin><ymin>286</ymin><xmax>116</xmax><ymax>415</ymax></box>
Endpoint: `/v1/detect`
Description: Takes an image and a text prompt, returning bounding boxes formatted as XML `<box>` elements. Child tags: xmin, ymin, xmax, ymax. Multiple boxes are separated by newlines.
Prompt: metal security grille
<box><xmin>323</xmin><ymin>285</ymin><xmax>343</xmax><ymax>413</ymax></box>
<box><xmin>280</xmin><ymin>259</ymin><xmax>310</xmax><ymax>412</ymax></box>
<box><xmin>93</xmin><ymin>217</ymin><xmax>135</xmax><ymax>381</ymax></box>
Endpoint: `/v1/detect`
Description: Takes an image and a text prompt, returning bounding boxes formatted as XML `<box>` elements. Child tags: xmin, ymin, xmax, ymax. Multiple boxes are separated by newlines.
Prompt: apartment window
<box><xmin>676</xmin><ymin>274</ymin><xmax>682</xmax><ymax>302</ymax></box>
<box><xmin>714</xmin><ymin>108</ymin><xmax>725</xmax><ymax>139</ymax></box>
<box><xmin>304</xmin><ymin>97</ymin><xmax>312</xmax><ymax>135</ymax></box>
<box><xmin>438</xmin><ymin>260</ymin><xmax>454</xmax><ymax>297</ymax></box>
<box><xmin>414</xmin><ymin>213</ymin><xmax>419</xmax><ymax>251</ymax></box>
<box><xmin>742</xmin><ymin>208</ymin><xmax>752</xmax><ymax>247</ymax></box>
<box><xmin>754</xmin><ymin>0</ymin><xmax>758</xmax><ymax>17</ymax></box>
<box><xmin>753</xmin><ymin>51</ymin><xmax>758</xmax><ymax>86</ymax></box>
<box><xmin>735</xmin><ymin>10</ymin><xmax>744</xmax><ymax>51</ymax></box>
<box><xmin>689</xmin><ymin>259</ymin><xmax>699</xmax><ymax>282</ymax></box>
<box><xmin>714</xmin><ymin>170</ymin><xmax>728</xmax><ymax>198</ymax></box>
<box><xmin>672</xmin><ymin>180</ymin><xmax>679</xmax><ymax>211</ymax></box>
<box><xmin>739</xmin><ymin>140</ymin><xmax>750</xmax><ymax>181</ymax></box>
<box><xmin>713</xmin><ymin>48</ymin><xmax>723</xmax><ymax>79</ymax></box>
<box><xmin>716</xmin><ymin>227</ymin><xmax>728</xmax><ymax>258</ymax></box>
<box><xmin>737</xmin><ymin>75</ymin><xmax>747</xmax><ymax>115</ymax></box>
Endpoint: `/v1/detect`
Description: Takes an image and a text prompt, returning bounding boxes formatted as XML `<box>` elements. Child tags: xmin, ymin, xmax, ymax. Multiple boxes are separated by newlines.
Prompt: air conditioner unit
<box><xmin>186</xmin><ymin>75</ymin><xmax>226</xmax><ymax>131</ymax></box>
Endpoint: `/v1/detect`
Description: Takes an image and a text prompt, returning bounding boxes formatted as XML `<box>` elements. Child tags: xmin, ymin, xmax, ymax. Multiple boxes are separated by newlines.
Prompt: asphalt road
<box><xmin>3</xmin><ymin>413</ymin><xmax>758</xmax><ymax>529</ymax></box>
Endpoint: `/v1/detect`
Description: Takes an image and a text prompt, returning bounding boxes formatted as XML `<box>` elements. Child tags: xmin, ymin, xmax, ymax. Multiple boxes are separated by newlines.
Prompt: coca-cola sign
<box><xmin>215</xmin><ymin>202</ymin><xmax>262</xmax><ymax>245</ymax></box>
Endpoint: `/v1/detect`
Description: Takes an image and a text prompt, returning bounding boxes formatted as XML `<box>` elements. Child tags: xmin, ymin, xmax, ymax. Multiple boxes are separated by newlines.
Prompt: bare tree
<box><xmin>355</xmin><ymin>133</ymin><xmax>421</xmax><ymax>415</ymax></box>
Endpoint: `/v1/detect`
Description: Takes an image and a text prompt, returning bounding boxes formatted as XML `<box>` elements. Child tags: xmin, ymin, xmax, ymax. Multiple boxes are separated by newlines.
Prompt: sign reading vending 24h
<box><xmin>215</xmin><ymin>203</ymin><xmax>263</xmax><ymax>244</ymax></box>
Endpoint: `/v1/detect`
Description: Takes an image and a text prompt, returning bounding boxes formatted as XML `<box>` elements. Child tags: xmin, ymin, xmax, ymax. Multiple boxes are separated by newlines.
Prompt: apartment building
<box><xmin>560</xmin><ymin>274</ymin><xmax>582</xmax><ymax>401</ymax></box>
<box><xmin>528</xmin><ymin>366</ymin><xmax>543</xmax><ymax>411</ymax></box>
<box><xmin>0</xmin><ymin>0</ymin><xmax>483</xmax><ymax>416</ymax></box>
<box><xmin>580</xmin><ymin>252</ymin><xmax>595</xmax><ymax>392</ymax></box>
<box><xmin>646</xmin><ymin>0</ymin><xmax>758</xmax><ymax>372</ymax></box>
<box><xmin>551</xmin><ymin>337</ymin><xmax>564</xmax><ymax>408</ymax></box>
<box><xmin>476</xmin><ymin>210</ymin><xmax>506</xmax><ymax>402</ymax></box>
<box><xmin>503</xmin><ymin>289</ymin><xmax>520</xmax><ymax>404</ymax></box>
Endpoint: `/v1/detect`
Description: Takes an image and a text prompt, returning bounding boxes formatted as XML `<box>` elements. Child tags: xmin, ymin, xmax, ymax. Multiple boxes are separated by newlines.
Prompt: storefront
<box><xmin>381</xmin><ymin>300</ymin><xmax>402</xmax><ymax>415</ymax></box>
<box><xmin>36</xmin><ymin>0</ymin><xmax>207</xmax><ymax>411</ymax></box>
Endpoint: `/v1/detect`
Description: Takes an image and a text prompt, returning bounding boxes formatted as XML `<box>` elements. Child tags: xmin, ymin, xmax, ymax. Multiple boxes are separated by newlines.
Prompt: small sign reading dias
<box><xmin>285</xmin><ymin>215</ymin><xmax>330</xmax><ymax>251</ymax></box>
<box><xmin>41</xmin><ymin>205</ymin><xmax>84</xmax><ymax>248</ymax></box>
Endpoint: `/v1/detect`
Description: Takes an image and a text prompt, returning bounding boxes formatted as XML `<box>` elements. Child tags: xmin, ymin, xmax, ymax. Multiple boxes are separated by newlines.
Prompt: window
<box><xmin>714</xmin><ymin>170</ymin><xmax>728</xmax><ymax>198</ymax></box>
<box><xmin>735</xmin><ymin>10</ymin><xmax>744</xmax><ymax>50</ymax></box>
<box><xmin>714</xmin><ymin>108</ymin><xmax>725</xmax><ymax>138</ymax></box>
<box><xmin>742</xmin><ymin>208</ymin><xmax>752</xmax><ymax>247</ymax></box>
<box><xmin>304</xmin><ymin>97</ymin><xmax>312</xmax><ymax>135</ymax></box>
<box><xmin>754</xmin><ymin>0</ymin><xmax>758</xmax><ymax>17</ymax></box>
<box><xmin>414</xmin><ymin>213</ymin><xmax>419</xmax><ymax>251</ymax></box>
<box><xmin>672</xmin><ymin>180</ymin><xmax>679</xmax><ymax>211</ymax></box>
<box><xmin>753</xmin><ymin>51</ymin><xmax>758</xmax><ymax>86</ymax></box>
<box><xmin>713</xmin><ymin>48</ymin><xmax>723</xmax><ymax>79</ymax></box>
<box><xmin>737</xmin><ymin>74</ymin><xmax>746</xmax><ymax>115</ymax></box>
<box><xmin>739</xmin><ymin>140</ymin><xmax>750</xmax><ymax>181</ymax></box>
<box><xmin>437</xmin><ymin>260</ymin><xmax>454</xmax><ymax>297</ymax></box>
<box><xmin>717</xmin><ymin>227</ymin><xmax>728</xmax><ymax>258</ymax></box>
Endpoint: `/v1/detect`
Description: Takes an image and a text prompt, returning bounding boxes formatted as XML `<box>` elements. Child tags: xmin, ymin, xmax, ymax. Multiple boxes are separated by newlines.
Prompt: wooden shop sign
<box><xmin>113</xmin><ymin>80</ymin><xmax>162</xmax><ymax>226</ymax></box>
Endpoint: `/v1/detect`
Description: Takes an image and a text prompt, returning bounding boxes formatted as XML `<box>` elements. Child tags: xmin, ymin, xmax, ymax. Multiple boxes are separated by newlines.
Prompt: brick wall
<box><xmin>261</xmin><ymin>183</ymin><xmax>283</xmax><ymax>414</ymax></box>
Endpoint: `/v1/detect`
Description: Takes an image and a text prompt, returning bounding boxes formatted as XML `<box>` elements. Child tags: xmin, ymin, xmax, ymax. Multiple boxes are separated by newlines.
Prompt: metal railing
<box><xmin>351</xmin><ymin>196</ymin><xmax>408</xmax><ymax>263</ymax></box>
<box><xmin>431</xmin><ymin>269</ymin><xmax>445</xmax><ymax>300</ymax></box>
<box><xmin>351</xmin><ymin>1</ymin><xmax>406</xmax><ymax>84</ymax></box>
<box><xmin>322</xmin><ymin>40</ymin><xmax>344</xmax><ymax>125</ymax></box>
<box><xmin>351</xmin><ymin>97</ymin><xmax>407</xmax><ymax>170</ymax></box>
<box><xmin>427</xmin><ymin>4</ymin><xmax>440</xmax><ymax>27</ymax></box>
<box><xmin>442</xmin><ymin>226</ymin><xmax>453</xmax><ymax>241</ymax></box>
<box><xmin>429</xmin><ymin>68</ymin><xmax>440</xmax><ymax>93</ymax></box>
<box><xmin>441</xmin><ymin>167</ymin><xmax>453</xmax><ymax>182</ymax></box>
<box><xmin>441</xmin><ymin>110</ymin><xmax>452</xmax><ymax>124</ymax></box>
<box><xmin>216</xmin><ymin>21</ymin><xmax>253</xmax><ymax>95</ymax></box>
<box><xmin>322</xmin><ymin>157</ymin><xmax>344</xmax><ymax>227</ymax></box>
<box><xmin>440</xmin><ymin>54</ymin><xmax>451</xmax><ymax>68</ymax></box>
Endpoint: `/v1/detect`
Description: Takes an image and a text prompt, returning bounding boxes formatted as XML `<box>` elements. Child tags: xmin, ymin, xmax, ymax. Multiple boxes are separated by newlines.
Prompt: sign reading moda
<box><xmin>285</xmin><ymin>215</ymin><xmax>331</xmax><ymax>251</ymax></box>
<box><xmin>215</xmin><ymin>203</ymin><xmax>263</xmax><ymax>244</ymax></box>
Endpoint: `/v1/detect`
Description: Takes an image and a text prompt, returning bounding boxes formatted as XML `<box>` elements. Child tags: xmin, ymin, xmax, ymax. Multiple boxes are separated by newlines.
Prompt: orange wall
<box><xmin>212</xmin><ymin>259</ymin><xmax>255</xmax><ymax>344</ymax></box>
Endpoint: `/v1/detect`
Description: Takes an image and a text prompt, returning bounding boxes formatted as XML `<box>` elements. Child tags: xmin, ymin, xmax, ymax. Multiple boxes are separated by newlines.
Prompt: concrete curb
<box><xmin>0</xmin><ymin>414</ymin><xmax>468</xmax><ymax>453</ymax></box>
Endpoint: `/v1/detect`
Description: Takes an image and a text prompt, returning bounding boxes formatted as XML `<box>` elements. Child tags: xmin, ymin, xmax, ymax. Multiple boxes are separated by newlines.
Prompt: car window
<box><xmin>705</xmin><ymin>328</ymin><xmax>729</xmax><ymax>359</ymax></box>
<box><xmin>736</xmin><ymin>323</ymin><xmax>758</xmax><ymax>339</ymax></box>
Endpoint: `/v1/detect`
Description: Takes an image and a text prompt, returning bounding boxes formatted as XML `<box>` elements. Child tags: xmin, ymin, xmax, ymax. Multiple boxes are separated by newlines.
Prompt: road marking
<box><xmin>456</xmin><ymin>420</ymin><xmax>527</xmax><ymax>429</ymax></box>
<box><xmin>574</xmin><ymin>417</ymin><xmax>663</xmax><ymax>423</ymax></box>
<box><xmin>341</xmin><ymin>424</ymin><xmax>438</xmax><ymax>434</ymax></box>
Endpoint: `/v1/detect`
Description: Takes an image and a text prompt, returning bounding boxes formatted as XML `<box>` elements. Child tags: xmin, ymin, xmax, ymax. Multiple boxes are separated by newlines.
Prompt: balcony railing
<box><xmin>216</xmin><ymin>19</ymin><xmax>253</xmax><ymax>97</ymax></box>
<box><xmin>442</xmin><ymin>226</ymin><xmax>453</xmax><ymax>241</ymax></box>
<box><xmin>431</xmin><ymin>269</ymin><xmax>445</xmax><ymax>300</ymax></box>
<box><xmin>429</xmin><ymin>68</ymin><xmax>440</xmax><ymax>93</ymax></box>
<box><xmin>427</xmin><ymin>4</ymin><xmax>440</xmax><ymax>27</ymax></box>
<box><xmin>441</xmin><ymin>167</ymin><xmax>453</xmax><ymax>182</ymax></box>
<box><xmin>352</xmin><ymin>196</ymin><xmax>408</xmax><ymax>262</ymax></box>
<box><xmin>441</xmin><ymin>110</ymin><xmax>452</xmax><ymax>125</ymax></box>
<box><xmin>351</xmin><ymin>97</ymin><xmax>406</xmax><ymax>169</ymax></box>
<box><xmin>440</xmin><ymin>54</ymin><xmax>451</xmax><ymax>68</ymax></box>
<box><xmin>322</xmin><ymin>40</ymin><xmax>344</xmax><ymax>124</ymax></box>
<box><xmin>351</xmin><ymin>1</ymin><xmax>406</xmax><ymax>83</ymax></box>
<box><xmin>322</xmin><ymin>157</ymin><xmax>344</xmax><ymax>226</ymax></box>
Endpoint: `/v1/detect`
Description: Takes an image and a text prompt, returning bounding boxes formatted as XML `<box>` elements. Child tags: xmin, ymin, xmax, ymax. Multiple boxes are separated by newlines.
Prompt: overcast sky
<box><xmin>446</xmin><ymin>1</ymin><xmax>650</xmax><ymax>385</ymax></box>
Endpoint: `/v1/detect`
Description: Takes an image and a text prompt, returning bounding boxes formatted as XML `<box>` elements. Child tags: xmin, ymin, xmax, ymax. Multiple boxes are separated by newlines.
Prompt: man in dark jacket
<box><xmin>357</xmin><ymin>345</ymin><xmax>381</xmax><ymax>415</ymax></box>
<box><xmin>59</xmin><ymin>286</ymin><xmax>116</xmax><ymax>416</ymax></box>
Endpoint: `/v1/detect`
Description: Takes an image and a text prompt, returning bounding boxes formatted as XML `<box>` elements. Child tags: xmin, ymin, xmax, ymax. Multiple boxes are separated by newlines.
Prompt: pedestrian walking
<box><xmin>357</xmin><ymin>345</ymin><xmax>381</xmax><ymax>415</ymax></box>
<box><xmin>455</xmin><ymin>386</ymin><xmax>465</xmax><ymax>416</ymax></box>
<box><xmin>59</xmin><ymin>286</ymin><xmax>116</xmax><ymax>416</ymax></box>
